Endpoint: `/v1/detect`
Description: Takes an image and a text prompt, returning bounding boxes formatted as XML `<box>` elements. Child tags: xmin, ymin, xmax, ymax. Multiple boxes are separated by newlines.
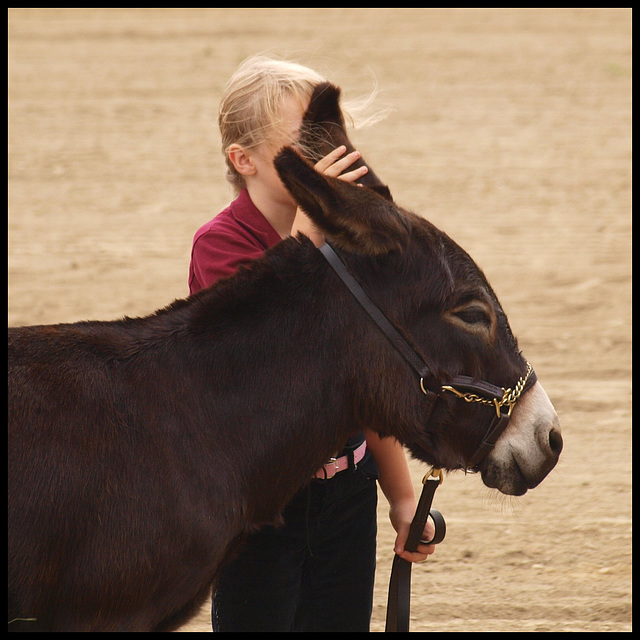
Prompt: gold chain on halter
<box><xmin>441</xmin><ymin>362</ymin><xmax>533</xmax><ymax>418</ymax></box>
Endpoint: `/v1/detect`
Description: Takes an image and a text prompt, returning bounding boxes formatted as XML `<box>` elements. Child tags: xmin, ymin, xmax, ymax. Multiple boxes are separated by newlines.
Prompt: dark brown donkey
<box><xmin>8</xmin><ymin>83</ymin><xmax>562</xmax><ymax>631</ymax></box>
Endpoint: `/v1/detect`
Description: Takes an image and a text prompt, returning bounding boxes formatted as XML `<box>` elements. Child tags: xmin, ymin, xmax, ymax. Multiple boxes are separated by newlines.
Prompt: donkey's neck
<box><xmin>185</xmin><ymin>237</ymin><xmax>371</xmax><ymax>521</ymax></box>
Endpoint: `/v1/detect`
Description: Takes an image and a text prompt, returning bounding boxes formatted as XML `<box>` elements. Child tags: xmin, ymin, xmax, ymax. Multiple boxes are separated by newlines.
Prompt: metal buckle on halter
<box><xmin>422</xmin><ymin>467</ymin><xmax>444</xmax><ymax>485</ymax></box>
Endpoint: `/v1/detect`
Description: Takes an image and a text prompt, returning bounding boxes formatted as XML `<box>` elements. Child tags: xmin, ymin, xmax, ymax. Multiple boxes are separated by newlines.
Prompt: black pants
<box><xmin>212</xmin><ymin>458</ymin><xmax>378</xmax><ymax>632</ymax></box>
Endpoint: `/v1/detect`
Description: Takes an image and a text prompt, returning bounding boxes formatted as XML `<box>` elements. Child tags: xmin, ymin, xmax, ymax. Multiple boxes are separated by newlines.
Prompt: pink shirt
<box><xmin>188</xmin><ymin>189</ymin><xmax>283</xmax><ymax>294</ymax></box>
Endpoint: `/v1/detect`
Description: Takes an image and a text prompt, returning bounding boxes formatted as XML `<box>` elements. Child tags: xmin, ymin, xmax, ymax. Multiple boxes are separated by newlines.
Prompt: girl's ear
<box><xmin>228</xmin><ymin>143</ymin><xmax>256</xmax><ymax>176</ymax></box>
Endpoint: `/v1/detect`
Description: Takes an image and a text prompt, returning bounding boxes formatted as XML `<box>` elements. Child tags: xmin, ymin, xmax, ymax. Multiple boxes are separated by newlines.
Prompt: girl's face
<box><xmin>250</xmin><ymin>94</ymin><xmax>308</xmax><ymax>208</ymax></box>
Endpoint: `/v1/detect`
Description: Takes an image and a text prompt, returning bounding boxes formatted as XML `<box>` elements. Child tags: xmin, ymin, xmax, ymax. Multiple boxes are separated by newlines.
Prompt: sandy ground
<box><xmin>8</xmin><ymin>8</ymin><xmax>631</xmax><ymax>632</ymax></box>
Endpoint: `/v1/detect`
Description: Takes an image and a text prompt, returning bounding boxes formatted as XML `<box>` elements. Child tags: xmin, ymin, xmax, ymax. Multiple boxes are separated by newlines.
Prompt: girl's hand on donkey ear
<box><xmin>315</xmin><ymin>145</ymin><xmax>369</xmax><ymax>183</ymax></box>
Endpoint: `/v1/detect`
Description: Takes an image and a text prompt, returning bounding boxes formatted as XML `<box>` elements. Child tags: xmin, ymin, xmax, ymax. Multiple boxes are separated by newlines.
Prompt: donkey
<box><xmin>8</xmin><ymin>83</ymin><xmax>562</xmax><ymax>631</ymax></box>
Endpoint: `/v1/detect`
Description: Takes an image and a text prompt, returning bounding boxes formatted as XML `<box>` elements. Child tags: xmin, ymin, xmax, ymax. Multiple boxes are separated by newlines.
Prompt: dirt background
<box><xmin>8</xmin><ymin>8</ymin><xmax>631</xmax><ymax>632</ymax></box>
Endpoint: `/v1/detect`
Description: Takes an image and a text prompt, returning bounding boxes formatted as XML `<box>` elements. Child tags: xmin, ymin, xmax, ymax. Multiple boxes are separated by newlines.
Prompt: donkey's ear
<box><xmin>302</xmin><ymin>82</ymin><xmax>345</xmax><ymax>135</ymax></box>
<box><xmin>299</xmin><ymin>81</ymin><xmax>393</xmax><ymax>200</ymax></box>
<box><xmin>274</xmin><ymin>147</ymin><xmax>410</xmax><ymax>256</ymax></box>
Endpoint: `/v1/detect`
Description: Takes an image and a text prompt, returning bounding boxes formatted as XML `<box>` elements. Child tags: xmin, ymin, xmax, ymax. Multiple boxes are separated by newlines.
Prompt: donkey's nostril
<box><xmin>549</xmin><ymin>428</ymin><xmax>563</xmax><ymax>456</ymax></box>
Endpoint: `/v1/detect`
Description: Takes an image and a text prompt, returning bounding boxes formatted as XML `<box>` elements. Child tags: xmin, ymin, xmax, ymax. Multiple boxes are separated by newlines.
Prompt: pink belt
<box><xmin>314</xmin><ymin>440</ymin><xmax>367</xmax><ymax>480</ymax></box>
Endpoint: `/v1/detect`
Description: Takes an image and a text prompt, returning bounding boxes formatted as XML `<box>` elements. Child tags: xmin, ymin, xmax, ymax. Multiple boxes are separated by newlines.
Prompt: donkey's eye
<box><xmin>443</xmin><ymin>298</ymin><xmax>495</xmax><ymax>337</ymax></box>
<box><xmin>455</xmin><ymin>307</ymin><xmax>491</xmax><ymax>327</ymax></box>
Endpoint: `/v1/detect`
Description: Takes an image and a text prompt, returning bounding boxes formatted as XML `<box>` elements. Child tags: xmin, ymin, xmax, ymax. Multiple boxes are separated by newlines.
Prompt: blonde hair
<box><xmin>218</xmin><ymin>55</ymin><xmax>326</xmax><ymax>194</ymax></box>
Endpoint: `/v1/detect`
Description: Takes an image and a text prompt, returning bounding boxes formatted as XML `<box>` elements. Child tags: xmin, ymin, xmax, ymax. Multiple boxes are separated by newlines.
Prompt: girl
<box><xmin>188</xmin><ymin>55</ymin><xmax>435</xmax><ymax>632</ymax></box>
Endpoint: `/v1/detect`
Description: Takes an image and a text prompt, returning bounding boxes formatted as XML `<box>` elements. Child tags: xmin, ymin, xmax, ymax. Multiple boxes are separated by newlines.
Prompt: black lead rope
<box><xmin>385</xmin><ymin>470</ymin><xmax>446</xmax><ymax>633</ymax></box>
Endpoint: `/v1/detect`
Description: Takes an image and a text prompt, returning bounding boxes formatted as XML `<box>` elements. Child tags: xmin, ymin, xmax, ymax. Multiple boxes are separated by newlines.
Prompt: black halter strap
<box><xmin>319</xmin><ymin>242</ymin><xmax>537</xmax><ymax>472</ymax></box>
<box><xmin>319</xmin><ymin>243</ymin><xmax>431</xmax><ymax>381</ymax></box>
<box><xmin>319</xmin><ymin>242</ymin><xmax>532</xmax><ymax>419</ymax></box>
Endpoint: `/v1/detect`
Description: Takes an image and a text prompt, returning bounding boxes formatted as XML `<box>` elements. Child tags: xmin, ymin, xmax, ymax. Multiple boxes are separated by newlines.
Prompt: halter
<box><xmin>319</xmin><ymin>242</ymin><xmax>537</xmax><ymax>469</ymax></box>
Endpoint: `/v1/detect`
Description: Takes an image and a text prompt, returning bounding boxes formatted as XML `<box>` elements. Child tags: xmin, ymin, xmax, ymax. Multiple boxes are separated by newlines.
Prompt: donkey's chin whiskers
<box><xmin>481</xmin><ymin>488</ymin><xmax>525</xmax><ymax>516</ymax></box>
